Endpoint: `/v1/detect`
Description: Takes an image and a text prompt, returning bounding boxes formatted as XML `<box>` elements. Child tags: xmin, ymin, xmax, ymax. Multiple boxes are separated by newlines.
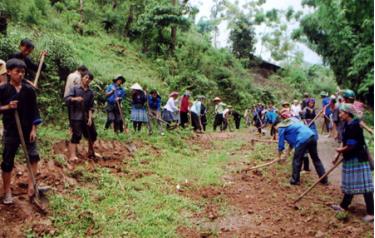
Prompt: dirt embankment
<box><xmin>0</xmin><ymin>139</ymin><xmax>148</xmax><ymax>237</ymax></box>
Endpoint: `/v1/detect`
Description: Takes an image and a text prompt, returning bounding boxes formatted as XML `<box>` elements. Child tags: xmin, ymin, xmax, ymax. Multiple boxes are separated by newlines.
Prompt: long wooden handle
<box><xmin>308</xmin><ymin>106</ymin><xmax>325</xmax><ymax>127</ymax></box>
<box><xmin>244</xmin><ymin>158</ymin><xmax>284</xmax><ymax>172</ymax></box>
<box><xmin>14</xmin><ymin>110</ymin><xmax>38</xmax><ymax>199</ymax></box>
<box><xmin>294</xmin><ymin>153</ymin><xmax>342</xmax><ymax>204</ymax></box>
<box><xmin>361</xmin><ymin>121</ymin><xmax>374</xmax><ymax>135</ymax></box>
<box><xmin>33</xmin><ymin>54</ymin><xmax>46</xmax><ymax>88</ymax></box>
<box><xmin>116</xmin><ymin>100</ymin><xmax>128</xmax><ymax>133</ymax></box>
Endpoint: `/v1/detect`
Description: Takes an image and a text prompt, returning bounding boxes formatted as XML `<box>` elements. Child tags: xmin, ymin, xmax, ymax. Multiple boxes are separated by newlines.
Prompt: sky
<box><xmin>189</xmin><ymin>0</ymin><xmax>323</xmax><ymax>65</ymax></box>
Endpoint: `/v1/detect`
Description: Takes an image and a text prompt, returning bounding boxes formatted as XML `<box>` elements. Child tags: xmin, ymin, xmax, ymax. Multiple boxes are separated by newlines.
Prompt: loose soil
<box><xmin>0</xmin><ymin>129</ymin><xmax>372</xmax><ymax>237</ymax></box>
<box><xmin>178</xmin><ymin>130</ymin><xmax>373</xmax><ymax>238</ymax></box>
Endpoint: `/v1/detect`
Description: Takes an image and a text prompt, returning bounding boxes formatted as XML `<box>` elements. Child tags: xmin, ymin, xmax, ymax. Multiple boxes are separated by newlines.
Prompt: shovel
<box><xmin>14</xmin><ymin>110</ymin><xmax>47</xmax><ymax>214</ymax></box>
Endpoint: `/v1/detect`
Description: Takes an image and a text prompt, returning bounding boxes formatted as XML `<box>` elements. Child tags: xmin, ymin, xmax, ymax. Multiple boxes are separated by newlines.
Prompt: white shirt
<box><xmin>190</xmin><ymin>101</ymin><xmax>201</xmax><ymax>115</ymax></box>
<box><xmin>164</xmin><ymin>97</ymin><xmax>178</xmax><ymax>112</ymax></box>
<box><xmin>64</xmin><ymin>71</ymin><xmax>81</xmax><ymax>98</ymax></box>
<box><xmin>291</xmin><ymin>104</ymin><xmax>302</xmax><ymax>117</ymax></box>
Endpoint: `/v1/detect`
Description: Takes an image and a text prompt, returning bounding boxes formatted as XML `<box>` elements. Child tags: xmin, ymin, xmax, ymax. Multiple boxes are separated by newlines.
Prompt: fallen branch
<box><xmin>294</xmin><ymin>153</ymin><xmax>342</xmax><ymax>204</ymax></box>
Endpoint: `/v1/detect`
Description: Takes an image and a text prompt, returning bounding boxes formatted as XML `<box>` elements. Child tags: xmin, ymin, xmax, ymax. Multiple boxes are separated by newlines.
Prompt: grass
<box><xmin>36</xmin><ymin>124</ymin><xmax>252</xmax><ymax>237</ymax></box>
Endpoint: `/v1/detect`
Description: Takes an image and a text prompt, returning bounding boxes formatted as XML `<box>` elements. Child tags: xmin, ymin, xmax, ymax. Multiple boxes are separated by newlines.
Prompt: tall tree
<box><xmin>229</xmin><ymin>15</ymin><xmax>256</xmax><ymax>62</ymax></box>
<box><xmin>298</xmin><ymin>0</ymin><xmax>374</xmax><ymax>103</ymax></box>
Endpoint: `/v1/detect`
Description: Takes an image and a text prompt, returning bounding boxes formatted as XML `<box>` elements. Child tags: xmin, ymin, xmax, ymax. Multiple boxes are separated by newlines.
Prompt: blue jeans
<box><xmin>291</xmin><ymin>136</ymin><xmax>327</xmax><ymax>184</ymax></box>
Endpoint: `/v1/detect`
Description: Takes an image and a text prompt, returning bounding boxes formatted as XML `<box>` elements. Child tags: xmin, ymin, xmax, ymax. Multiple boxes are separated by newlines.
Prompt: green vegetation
<box><xmin>296</xmin><ymin>0</ymin><xmax>374</xmax><ymax>104</ymax></box>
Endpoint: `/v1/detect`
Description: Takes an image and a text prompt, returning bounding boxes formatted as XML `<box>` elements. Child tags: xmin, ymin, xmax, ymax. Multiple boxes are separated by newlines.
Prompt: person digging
<box><xmin>0</xmin><ymin>59</ymin><xmax>43</xmax><ymax>204</ymax></box>
<box><xmin>65</xmin><ymin>72</ymin><xmax>97</xmax><ymax>162</ymax></box>
<box><xmin>331</xmin><ymin>103</ymin><xmax>374</xmax><ymax>223</ymax></box>
<box><xmin>277</xmin><ymin>108</ymin><xmax>328</xmax><ymax>185</ymax></box>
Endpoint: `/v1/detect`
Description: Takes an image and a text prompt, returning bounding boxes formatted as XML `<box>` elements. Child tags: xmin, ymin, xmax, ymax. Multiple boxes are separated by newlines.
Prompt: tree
<box><xmin>229</xmin><ymin>15</ymin><xmax>256</xmax><ymax>62</ymax></box>
<box><xmin>297</xmin><ymin>0</ymin><xmax>374</xmax><ymax>104</ymax></box>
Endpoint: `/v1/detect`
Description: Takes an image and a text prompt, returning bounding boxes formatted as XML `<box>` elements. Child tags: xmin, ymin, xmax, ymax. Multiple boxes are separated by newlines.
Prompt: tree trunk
<box><xmin>112</xmin><ymin>0</ymin><xmax>117</xmax><ymax>9</ymax></box>
<box><xmin>79</xmin><ymin>0</ymin><xmax>84</xmax><ymax>24</ymax></box>
<box><xmin>123</xmin><ymin>5</ymin><xmax>134</xmax><ymax>38</ymax></box>
<box><xmin>0</xmin><ymin>16</ymin><xmax>7</xmax><ymax>36</ymax></box>
<box><xmin>170</xmin><ymin>0</ymin><xmax>177</xmax><ymax>53</ymax></box>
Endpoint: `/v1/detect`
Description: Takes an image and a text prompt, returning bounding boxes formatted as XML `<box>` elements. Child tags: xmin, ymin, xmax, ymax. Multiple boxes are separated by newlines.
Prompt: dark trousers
<box><xmin>302</xmin><ymin>154</ymin><xmax>310</xmax><ymax>171</ymax></box>
<box><xmin>133</xmin><ymin>121</ymin><xmax>143</xmax><ymax>131</ymax></box>
<box><xmin>180</xmin><ymin>112</ymin><xmax>189</xmax><ymax>128</ymax></box>
<box><xmin>341</xmin><ymin>193</ymin><xmax>374</xmax><ymax>215</ymax></box>
<box><xmin>323</xmin><ymin>116</ymin><xmax>330</xmax><ymax>133</ymax></box>
<box><xmin>105</xmin><ymin>105</ymin><xmax>123</xmax><ymax>133</ymax></box>
<box><xmin>213</xmin><ymin>114</ymin><xmax>224</xmax><ymax>131</ymax></box>
<box><xmin>191</xmin><ymin>112</ymin><xmax>201</xmax><ymax>131</ymax></box>
<box><xmin>234</xmin><ymin>118</ymin><xmax>240</xmax><ymax>129</ymax></box>
<box><xmin>291</xmin><ymin>136</ymin><xmax>326</xmax><ymax>184</ymax></box>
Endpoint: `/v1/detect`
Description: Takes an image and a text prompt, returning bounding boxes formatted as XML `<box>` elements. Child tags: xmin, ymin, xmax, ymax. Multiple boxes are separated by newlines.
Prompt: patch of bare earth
<box><xmin>179</xmin><ymin>132</ymin><xmax>373</xmax><ymax>238</ymax></box>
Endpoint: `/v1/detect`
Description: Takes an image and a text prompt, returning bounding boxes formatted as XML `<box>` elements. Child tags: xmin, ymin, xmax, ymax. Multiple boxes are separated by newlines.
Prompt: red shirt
<box><xmin>180</xmin><ymin>96</ymin><xmax>189</xmax><ymax>112</ymax></box>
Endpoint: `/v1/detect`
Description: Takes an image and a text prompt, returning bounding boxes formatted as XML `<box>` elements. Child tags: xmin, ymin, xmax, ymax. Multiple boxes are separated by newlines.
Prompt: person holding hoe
<box><xmin>213</xmin><ymin>97</ymin><xmax>226</xmax><ymax>131</ymax></box>
<box><xmin>130</xmin><ymin>83</ymin><xmax>148</xmax><ymax>132</ymax></box>
<box><xmin>277</xmin><ymin>108</ymin><xmax>327</xmax><ymax>185</ymax></box>
<box><xmin>162</xmin><ymin>91</ymin><xmax>179</xmax><ymax>129</ymax></box>
<box><xmin>8</xmin><ymin>38</ymin><xmax>47</xmax><ymax>88</ymax></box>
<box><xmin>0</xmin><ymin>59</ymin><xmax>42</xmax><ymax>204</ymax></box>
<box><xmin>65</xmin><ymin>71</ymin><xmax>97</xmax><ymax>161</ymax></box>
<box><xmin>148</xmin><ymin>89</ymin><xmax>163</xmax><ymax>134</ymax></box>
<box><xmin>331</xmin><ymin>103</ymin><xmax>373</xmax><ymax>223</ymax></box>
<box><xmin>190</xmin><ymin>96</ymin><xmax>205</xmax><ymax>133</ymax></box>
<box><xmin>104</xmin><ymin>75</ymin><xmax>126</xmax><ymax>133</ymax></box>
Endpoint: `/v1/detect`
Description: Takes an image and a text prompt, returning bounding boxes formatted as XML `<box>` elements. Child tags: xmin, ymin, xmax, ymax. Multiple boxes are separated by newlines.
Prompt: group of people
<box><xmin>0</xmin><ymin>38</ymin><xmax>373</xmax><ymax>223</ymax></box>
<box><xmin>252</xmin><ymin>91</ymin><xmax>373</xmax><ymax>223</ymax></box>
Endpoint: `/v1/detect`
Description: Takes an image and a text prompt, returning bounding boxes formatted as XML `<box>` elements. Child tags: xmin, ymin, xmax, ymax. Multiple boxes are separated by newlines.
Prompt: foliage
<box><xmin>298</xmin><ymin>0</ymin><xmax>374</xmax><ymax>104</ymax></box>
<box><xmin>229</xmin><ymin>15</ymin><xmax>256</xmax><ymax>63</ymax></box>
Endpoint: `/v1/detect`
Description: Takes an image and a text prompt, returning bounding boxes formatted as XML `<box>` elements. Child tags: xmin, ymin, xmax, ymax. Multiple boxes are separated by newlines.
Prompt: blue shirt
<box><xmin>148</xmin><ymin>95</ymin><xmax>161</xmax><ymax>110</ymax></box>
<box><xmin>105</xmin><ymin>83</ymin><xmax>125</xmax><ymax>105</ymax></box>
<box><xmin>322</xmin><ymin>97</ymin><xmax>331</xmax><ymax>115</ymax></box>
<box><xmin>265</xmin><ymin>110</ymin><xmax>278</xmax><ymax>124</ymax></box>
<box><xmin>277</xmin><ymin>118</ymin><xmax>315</xmax><ymax>152</ymax></box>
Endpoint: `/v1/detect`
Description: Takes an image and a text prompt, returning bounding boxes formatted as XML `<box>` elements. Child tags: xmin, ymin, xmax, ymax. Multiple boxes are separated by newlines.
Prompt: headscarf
<box><xmin>339</xmin><ymin>103</ymin><xmax>357</xmax><ymax>117</ymax></box>
<box><xmin>280</xmin><ymin>108</ymin><xmax>292</xmax><ymax>119</ymax></box>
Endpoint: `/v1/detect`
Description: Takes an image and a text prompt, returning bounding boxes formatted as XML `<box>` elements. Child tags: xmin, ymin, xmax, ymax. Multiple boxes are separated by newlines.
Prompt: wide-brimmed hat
<box><xmin>320</xmin><ymin>91</ymin><xmax>328</xmax><ymax>97</ymax></box>
<box><xmin>184</xmin><ymin>90</ymin><xmax>191</xmax><ymax>96</ymax></box>
<box><xmin>113</xmin><ymin>74</ymin><xmax>125</xmax><ymax>83</ymax></box>
<box><xmin>282</xmin><ymin>101</ymin><xmax>290</xmax><ymax>106</ymax></box>
<box><xmin>197</xmin><ymin>95</ymin><xmax>205</xmax><ymax>99</ymax></box>
<box><xmin>0</xmin><ymin>60</ymin><xmax>6</xmax><ymax>75</ymax></box>
<box><xmin>169</xmin><ymin>91</ymin><xmax>179</xmax><ymax>97</ymax></box>
<box><xmin>213</xmin><ymin>97</ymin><xmax>221</xmax><ymax>102</ymax></box>
<box><xmin>227</xmin><ymin>105</ymin><xmax>233</xmax><ymax>109</ymax></box>
<box><xmin>130</xmin><ymin>83</ymin><xmax>143</xmax><ymax>91</ymax></box>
